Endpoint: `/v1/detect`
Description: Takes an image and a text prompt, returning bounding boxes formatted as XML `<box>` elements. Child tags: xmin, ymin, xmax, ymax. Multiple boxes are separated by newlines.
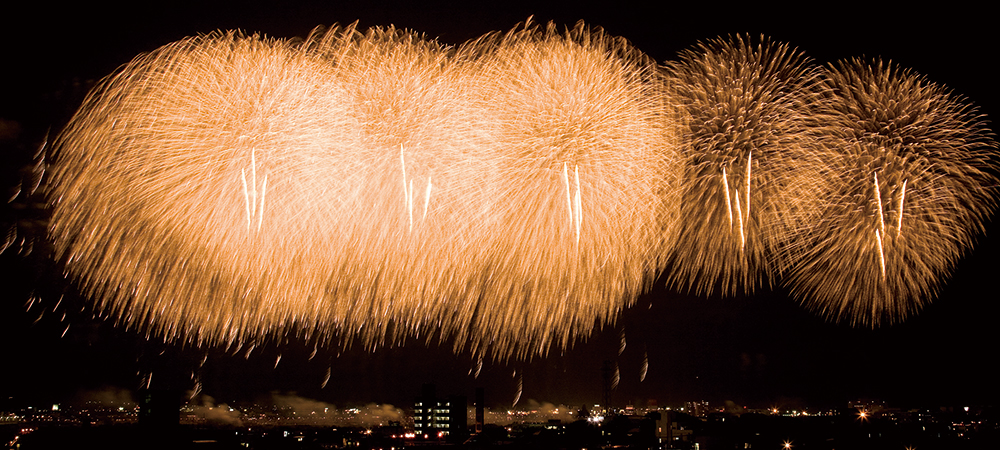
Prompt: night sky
<box><xmin>1</xmin><ymin>1</ymin><xmax>997</xmax><ymax>412</ymax></box>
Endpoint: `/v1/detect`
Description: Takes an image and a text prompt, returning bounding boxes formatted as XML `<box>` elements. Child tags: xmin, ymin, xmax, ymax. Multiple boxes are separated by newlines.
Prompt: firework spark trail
<box><xmin>722</xmin><ymin>166</ymin><xmax>733</xmax><ymax>226</ymax></box>
<box><xmin>512</xmin><ymin>372</ymin><xmax>523</xmax><ymax>407</ymax></box>
<box><xmin>785</xmin><ymin>59</ymin><xmax>998</xmax><ymax>326</ymax></box>
<box><xmin>897</xmin><ymin>179</ymin><xmax>906</xmax><ymax>237</ymax></box>
<box><xmin>48</xmin><ymin>21</ymin><xmax>680</xmax><ymax>359</ymax></box>
<box><xmin>874</xmin><ymin>171</ymin><xmax>886</xmax><ymax>237</ymax></box>
<box><xmin>640</xmin><ymin>350</ymin><xmax>648</xmax><ymax>382</ymax></box>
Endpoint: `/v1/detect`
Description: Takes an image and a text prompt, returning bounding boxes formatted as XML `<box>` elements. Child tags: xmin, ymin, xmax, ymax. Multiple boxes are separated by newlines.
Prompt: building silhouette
<box><xmin>413</xmin><ymin>383</ymin><xmax>467</xmax><ymax>443</ymax></box>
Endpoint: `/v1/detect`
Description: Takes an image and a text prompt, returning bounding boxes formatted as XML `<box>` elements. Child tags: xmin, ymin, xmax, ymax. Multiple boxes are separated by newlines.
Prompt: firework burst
<box><xmin>43</xmin><ymin>20</ymin><xmax>1000</xmax><ymax>358</ymax></box>
<box><xmin>784</xmin><ymin>59</ymin><xmax>997</xmax><ymax>325</ymax></box>
<box><xmin>48</xmin><ymin>21</ymin><xmax>680</xmax><ymax>359</ymax></box>
<box><xmin>455</xmin><ymin>21</ymin><xmax>680</xmax><ymax>357</ymax></box>
<box><xmin>664</xmin><ymin>35</ymin><xmax>832</xmax><ymax>296</ymax></box>
<box><xmin>49</xmin><ymin>31</ymin><xmax>362</xmax><ymax>346</ymax></box>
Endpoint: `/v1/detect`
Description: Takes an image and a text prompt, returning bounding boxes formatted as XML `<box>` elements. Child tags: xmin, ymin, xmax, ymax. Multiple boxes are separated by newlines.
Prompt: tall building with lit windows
<box><xmin>413</xmin><ymin>384</ymin><xmax>467</xmax><ymax>442</ymax></box>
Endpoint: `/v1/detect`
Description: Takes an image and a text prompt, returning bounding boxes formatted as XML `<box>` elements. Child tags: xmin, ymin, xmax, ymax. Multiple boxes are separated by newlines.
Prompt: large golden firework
<box><xmin>664</xmin><ymin>35</ymin><xmax>833</xmax><ymax>296</ymax></box>
<box><xmin>784</xmin><ymin>59</ymin><xmax>997</xmax><ymax>325</ymax></box>
<box><xmin>48</xmin><ymin>22</ymin><xmax>681</xmax><ymax>359</ymax></box>
<box><xmin>453</xmin><ymin>21</ymin><xmax>681</xmax><ymax>357</ymax></box>
<box><xmin>46</xmin><ymin>22</ymin><xmax>998</xmax><ymax>358</ymax></box>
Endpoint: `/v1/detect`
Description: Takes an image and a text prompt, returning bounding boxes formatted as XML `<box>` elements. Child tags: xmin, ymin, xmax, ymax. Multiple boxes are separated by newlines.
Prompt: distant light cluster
<box><xmin>48</xmin><ymin>20</ymin><xmax>997</xmax><ymax>358</ymax></box>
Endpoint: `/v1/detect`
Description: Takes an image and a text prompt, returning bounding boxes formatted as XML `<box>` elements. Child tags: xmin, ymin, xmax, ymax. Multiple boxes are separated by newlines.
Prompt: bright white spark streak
<box><xmin>257</xmin><ymin>175</ymin><xmax>267</xmax><ymax>233</ymax></box>
<box><xmin>251</xmin><ymin>148</ymin><xmax>257</xmax><ymax>221</ymax></box>
<box><xmin>563</xmin><ymin>162</ymin><xmax>573</xmax><ymax>226</ymax></box>
<box><xmin>400</xmin><ymin>145</ymin><xmax>410</xmax><ymax>221</ymax></box>
<box><xmin>574</xmin><ymin>165</ymin><xmax>582</xmax><ymax>243</ymax></box>
<box><xmin>408</xmin><ymin>178</ymin><xmax>414</xmax><ymax>232</ymax></box>
<box><xmin>897</xmin><ymin>179</ymin><xmax>906</xmax><ymax>237</ymax></box>
<box><xmin>423</xmin><ymin>176</ymin><xmax>432</xmax><ymax>221</ymax></box>
<box><xmin>875</xmin><ymin>229</ymin><xmax>886</xmax><ymax>278</ymax></box>
<box><xmin>734</xmin><ymin>191</ymin><xmax>745</xmax><ymax>251</ymax></box>
<box><xmin>874</xmin><ymin>172</ymin><xmax>885</xmax><ymax>237</ymax></box>
<box><xmin>241</xmin><ymin>168</ymin><xmax>250</xmax><ymax>231</ymax></box>
<box><xmin>745</xmin><ymin>151</ymin><xmax>751</xmax><ymax>222</ymax></box>
<box><xmin>722</xmin><ymin>166</ymin><xmax>733</xmax><ymax>227</ymax></box>
<box><xmin>241</xmin><ymin>149</ymin><xmax>266</xmax><ymax>232</ymax></box>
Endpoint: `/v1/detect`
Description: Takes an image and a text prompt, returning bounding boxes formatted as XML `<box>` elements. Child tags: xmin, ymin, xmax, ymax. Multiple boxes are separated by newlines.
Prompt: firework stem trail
<box><xmin>745</xmin><ymin>151</ymin><xmax>751</xmax><ymax>223</ymax></box>
<box><xmin>897</xmin><ymin>179</ymin><xmax>906</xmax><ymax>237</ymax></box>
<box><xmin>874</xmin><ymin>171</ymin><xmax>886</xmax><ymax>237</ymax></box>
<box><xmin>722</xmin><ymin>166</ymin><xmax>732</xmax><ymax>227</ymax></box>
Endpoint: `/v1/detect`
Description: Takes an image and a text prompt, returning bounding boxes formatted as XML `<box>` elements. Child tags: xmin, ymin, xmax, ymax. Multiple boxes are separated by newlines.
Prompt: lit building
<box><xmin>413</xmin><ymin>384</ymin><xmax>467</xmax><ymax>442</ymax></box>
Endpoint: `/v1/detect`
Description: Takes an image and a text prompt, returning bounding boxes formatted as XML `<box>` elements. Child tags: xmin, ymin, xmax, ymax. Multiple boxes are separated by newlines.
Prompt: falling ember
<box><xmin>321</xmin><ymin>367</ymin><xmax>331</xmax><ymax>389</ymax></box>
<box><xmin>513</xmin><ymin>374</ymin><xmax>523</xmax><ymax>408</ymax></box>
<box><xmin>611</xmin><ymin>363</ymin><xmax>620</xmax><ymax>390</ymax></box>
<box><xmin>640</xmin><ymin>351</ymin><xmax>648</xmax><ymax>382</ymax></box>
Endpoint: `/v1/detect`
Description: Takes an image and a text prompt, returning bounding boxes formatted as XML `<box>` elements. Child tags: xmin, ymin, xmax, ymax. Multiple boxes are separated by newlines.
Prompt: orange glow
<box><xmin>49</xmin><ymin>23</ymin><xmax>998</xmax><ymax>360</ymax></box>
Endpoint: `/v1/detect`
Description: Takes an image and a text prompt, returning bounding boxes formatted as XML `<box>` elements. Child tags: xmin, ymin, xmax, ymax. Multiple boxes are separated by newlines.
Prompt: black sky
<box><xmin>1</xmin><ymin>1</ymin><xmax>998</xmax><ymax>412</ymax></box>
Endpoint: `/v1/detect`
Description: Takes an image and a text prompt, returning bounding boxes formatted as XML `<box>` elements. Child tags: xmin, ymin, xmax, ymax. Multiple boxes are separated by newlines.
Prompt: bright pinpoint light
<box><xmin>782</xmin><ymin>441</ymin><xmax>792</xmax><ymax>449</ymax></box>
